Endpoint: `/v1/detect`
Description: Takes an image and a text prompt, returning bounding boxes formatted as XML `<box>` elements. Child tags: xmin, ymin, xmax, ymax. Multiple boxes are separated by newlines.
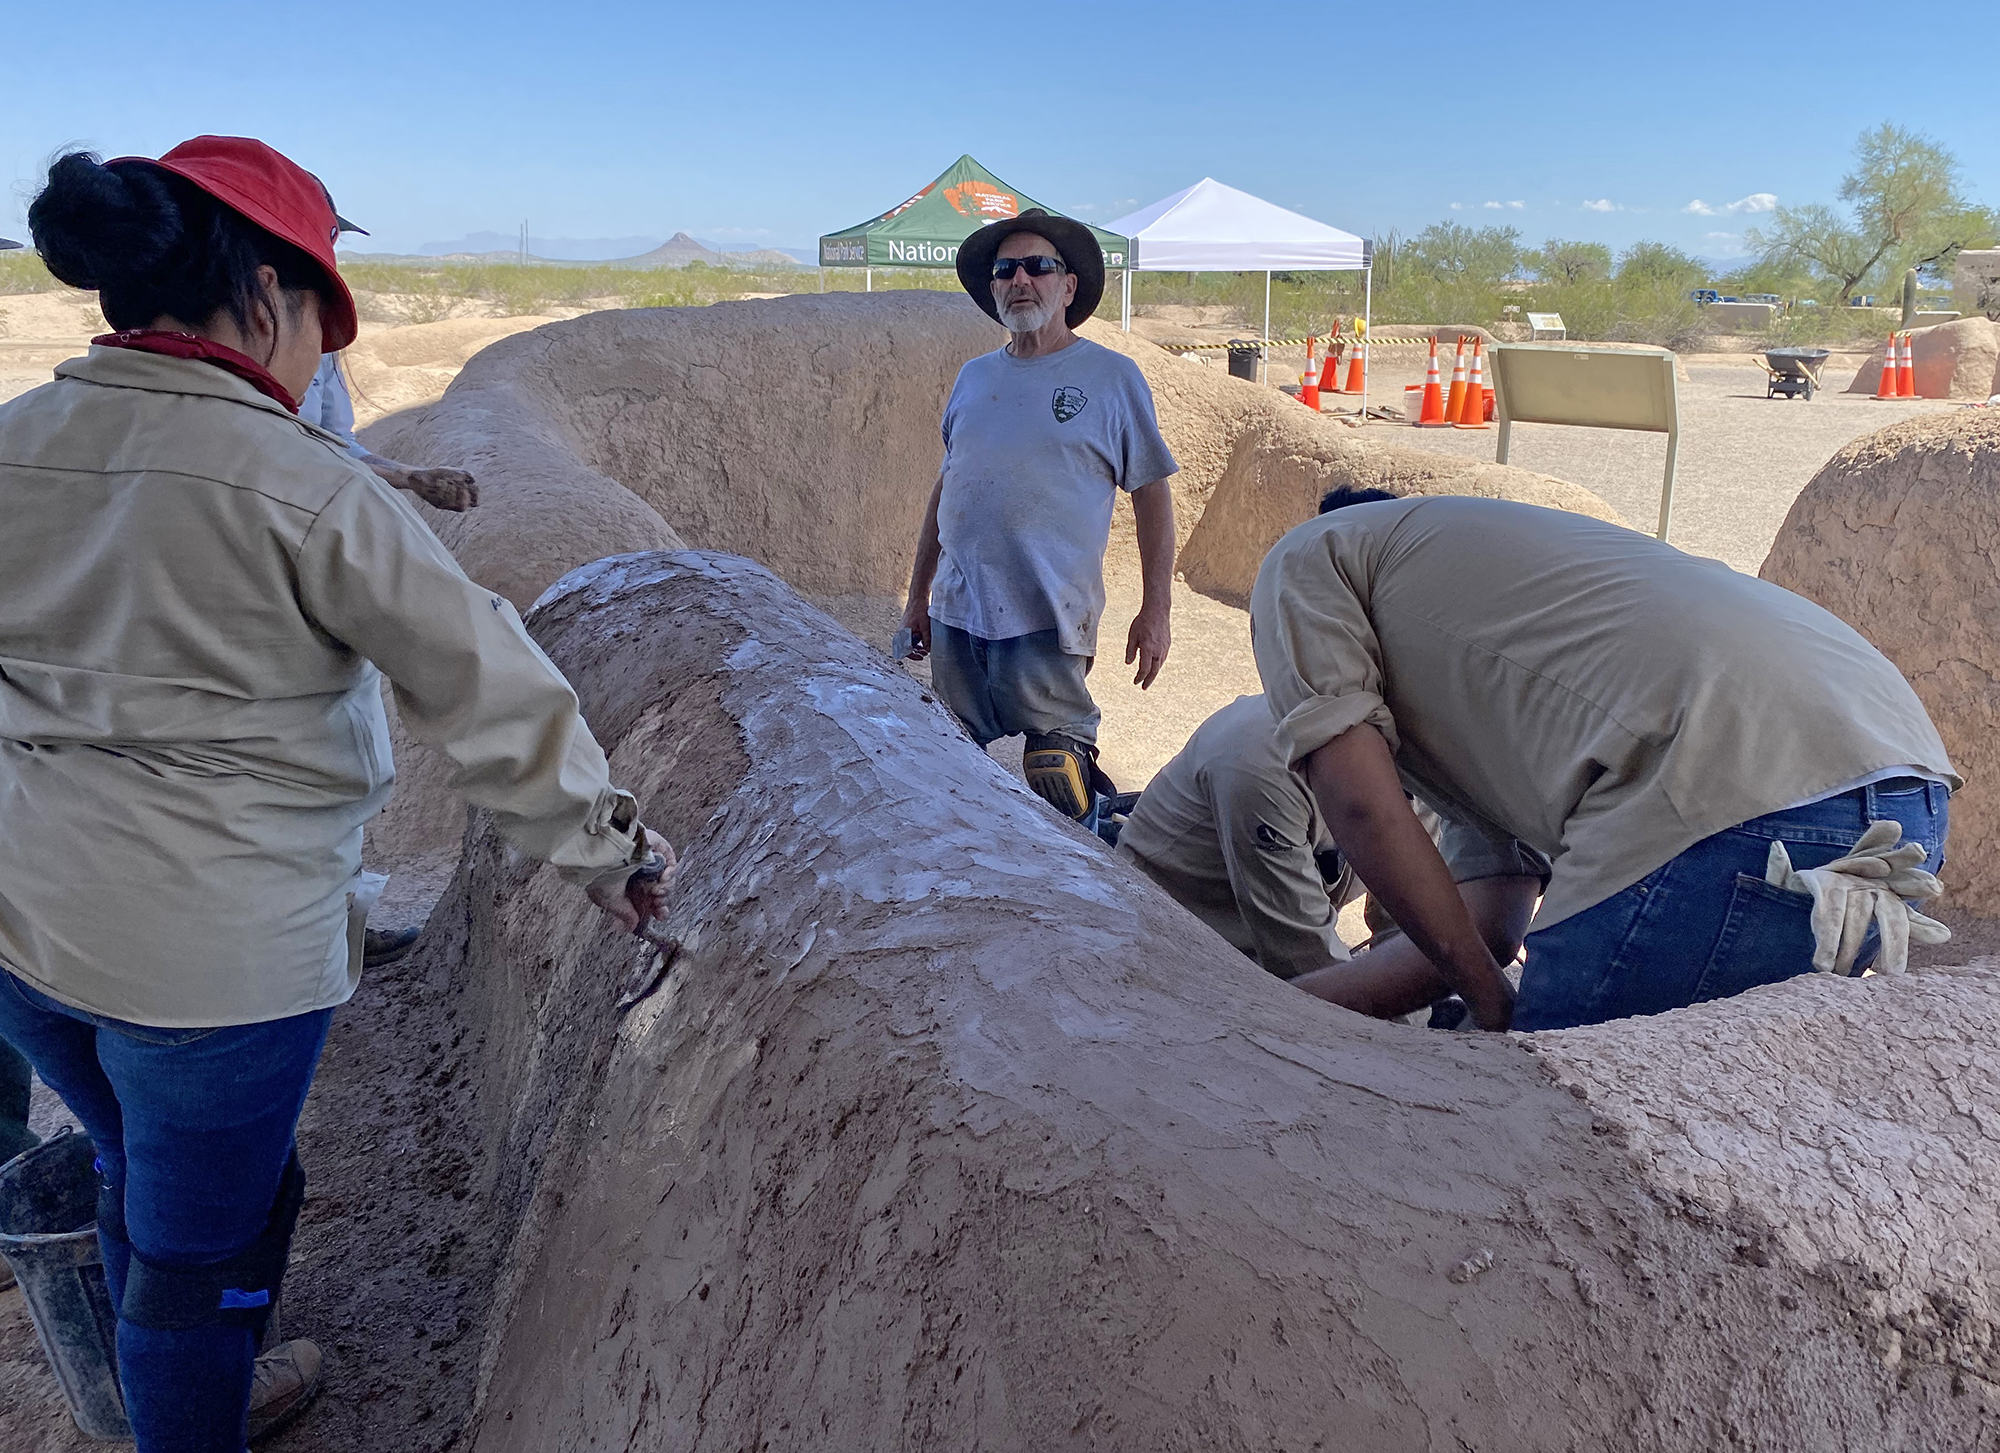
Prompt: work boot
<box><xmin>362</xmin><ymin>925</ymin><xmax>421</xmax><ymax>966</ymax></box>
<box><xmin>247</xmin><ymin>1338</ymin><xmax>324</xmax><ymax>1442</ymax></box>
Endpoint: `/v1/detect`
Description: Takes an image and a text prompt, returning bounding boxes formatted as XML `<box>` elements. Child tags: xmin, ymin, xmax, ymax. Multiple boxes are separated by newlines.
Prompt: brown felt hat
<box><xmin>955</xmin><ymin>208</ymin><xmax>1104</xmax><ymax>329</ymax></box>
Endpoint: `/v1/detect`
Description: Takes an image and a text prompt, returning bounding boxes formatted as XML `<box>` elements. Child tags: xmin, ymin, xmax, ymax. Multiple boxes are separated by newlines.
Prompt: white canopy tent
<box><xmin>1107</xmin><ymin>178</ymin><xmax>1373</xmax><ymax>405</ymax></box>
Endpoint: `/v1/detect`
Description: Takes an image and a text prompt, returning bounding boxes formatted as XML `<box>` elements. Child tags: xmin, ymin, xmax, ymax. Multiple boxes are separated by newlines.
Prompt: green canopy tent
<box><xmin>818</xmin><ymin>154</ymin><xmax>1129</xmax><ymax>292</ymax></box>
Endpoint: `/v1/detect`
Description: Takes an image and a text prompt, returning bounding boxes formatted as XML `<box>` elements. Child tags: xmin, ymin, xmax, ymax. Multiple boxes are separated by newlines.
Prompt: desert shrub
<box><xmin>335</xmin><ymin>258</ymin><xmax>824</xmax><ymax>319</ymax></box>
<box><xmin>0</xmin><ymin>252</ymin><xmax>61</xmax><ymax>294</ymax></box>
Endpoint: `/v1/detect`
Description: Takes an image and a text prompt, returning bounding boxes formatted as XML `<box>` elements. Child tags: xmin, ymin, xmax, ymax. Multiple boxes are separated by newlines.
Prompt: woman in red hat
<box><xmin>0</xmin><ymin>138</ymin><xmax>673</xmax><ymax>1450</ymax></box>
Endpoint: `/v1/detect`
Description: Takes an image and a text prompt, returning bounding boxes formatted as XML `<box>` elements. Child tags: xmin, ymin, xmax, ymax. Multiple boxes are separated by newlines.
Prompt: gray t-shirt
<box><xmin>931</xmin><ymin>337</ymin><xmax>1177</xmax><ymax>656</ymax></box>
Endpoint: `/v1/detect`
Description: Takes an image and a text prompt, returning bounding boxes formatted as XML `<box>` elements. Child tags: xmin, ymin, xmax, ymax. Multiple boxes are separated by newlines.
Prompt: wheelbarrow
<box><xmin>1759</xmin><ymin>347</ymin><xmax>1829</xmax><ymax>400</ymax></box>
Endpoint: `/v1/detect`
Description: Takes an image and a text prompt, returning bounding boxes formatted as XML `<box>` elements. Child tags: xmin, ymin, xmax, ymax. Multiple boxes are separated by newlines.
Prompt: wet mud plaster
<box><xmin>435</xmin><ymin>552</ymin><xmax>1995</xmax><ymax>1453</ymax></box>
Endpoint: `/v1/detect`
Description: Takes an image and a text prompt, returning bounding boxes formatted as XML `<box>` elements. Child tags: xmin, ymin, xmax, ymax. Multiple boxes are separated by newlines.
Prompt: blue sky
<box><xmin>4</xmin><ymin>0</ymin><xmax>1995</xmax><ymax>264</ymax></box>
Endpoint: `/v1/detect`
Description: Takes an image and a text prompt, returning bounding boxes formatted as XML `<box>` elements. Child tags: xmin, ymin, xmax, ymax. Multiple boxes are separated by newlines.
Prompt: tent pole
<box><xmin>1122</xmin><ymin>268</ymin><xmax>1131</xmax><ymax>332</ymax></box>
<box><xmin>1263</xmin><ymin>270</ymin><xmax>1271</xmax><ymax>384</ymax></box>
<box><xmin>866</xmin><ymin>267</ymin><xmax>872</xmax><ymax>293</ymax></box>
<box><xmin>1362</xmin><ymin>263</ymin><xmax>1372</xmax><ymax>423</ymax></box>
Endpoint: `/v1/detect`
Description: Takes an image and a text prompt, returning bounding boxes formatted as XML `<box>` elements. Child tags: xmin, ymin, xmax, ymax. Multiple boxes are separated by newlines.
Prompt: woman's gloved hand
<box><xmin>1765</xmin><ymin>819</ymin><xmax>1950</xmax><ymax>976</ymax></box>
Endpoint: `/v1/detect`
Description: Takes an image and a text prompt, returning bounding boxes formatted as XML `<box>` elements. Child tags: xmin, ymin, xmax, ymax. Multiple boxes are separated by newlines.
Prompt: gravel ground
<box><xmin>1352</xmin><ymin>354</ymin><xmax>1962</xmax><ymax>573</ymax></box>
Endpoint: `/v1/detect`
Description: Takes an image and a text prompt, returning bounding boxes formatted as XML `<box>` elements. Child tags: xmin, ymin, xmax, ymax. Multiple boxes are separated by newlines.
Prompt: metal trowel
<box><xmin>616</xmin><ymin>854</ymin><xmax>682</xmax><ymax>1015</ymax></box>
<box><xmin>616</xmin><ymin>928</ymin><xmax>680</xmax><ymax>1015</ymax></box>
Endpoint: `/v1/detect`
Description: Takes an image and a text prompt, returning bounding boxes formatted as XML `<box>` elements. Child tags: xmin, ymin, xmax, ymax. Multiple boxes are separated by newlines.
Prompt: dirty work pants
<box><xmin>0</xmin><ymin>967</ymin><xmax>329</xmax><ymax>1453</ymax></box>
<box><xmin>927</xmin><ymin>623</ymin><xmax>1099</xmax><ymax>748</ymax></box>
<box><xmin>1513</xmin><ymin>778</ymin><xmax>1948</xmax><ymax>1031</ymax></box>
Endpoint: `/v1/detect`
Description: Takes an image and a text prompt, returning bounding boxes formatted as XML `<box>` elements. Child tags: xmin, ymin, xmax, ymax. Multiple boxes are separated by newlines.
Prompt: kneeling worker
<box><xmin>1117</xmin><ymin>694</ymin><xmax>1547</xmax><ymax>985</ymax></box>
<box><xmin>1253</xmin><ymin>489</ymin><xmax>1957</xmax><ymax>1032</ymax></box>
<box><xmin>899</xmin><ymin>209</ymin><xmax>1178</xmax><ymax>822</ymax></box>
<box><xmin>1114</xmin><ymin>695</ymin><xmax>1361</xmax><ymax>978</ymax></box>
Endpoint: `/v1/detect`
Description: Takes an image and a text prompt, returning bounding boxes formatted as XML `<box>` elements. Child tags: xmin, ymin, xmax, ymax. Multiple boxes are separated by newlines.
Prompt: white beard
<box><xmin>998</xmin><ymin>293</ymin><xmax>1060</xmax><ymax>333</ymax></box>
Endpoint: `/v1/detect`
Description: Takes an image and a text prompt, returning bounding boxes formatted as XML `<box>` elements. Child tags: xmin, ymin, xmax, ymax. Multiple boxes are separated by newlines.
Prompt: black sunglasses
<box><xmin>991</xmin><ymin>255</ymin><xmax>1067</xmax><ymax>280</ymax></box>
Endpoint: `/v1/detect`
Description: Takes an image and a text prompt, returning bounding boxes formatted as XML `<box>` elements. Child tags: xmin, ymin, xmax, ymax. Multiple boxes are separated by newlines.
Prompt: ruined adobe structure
<box><xmin>362</xmin><ymin>292</ymin><xmax>1618</xmax><ymax>613</ymax></box>
<box><xmin>359</xmin><ymin>293</ymin><xmax>1621</xmax><ymax>859</ymax></box>
<box><xmin>1764</xmin><ymin>410</ymin><xmax>2000</xmax><ymax>914</ymax></box>
<box><xmin>218</xmin><ymin>297</ymin><xmax>2000</xmax><ymax>1448</ymax></box>
<box><xmin>308</xmin><ymin>551</ymin><xmax>1997</xmax><ymax>1452</ymax></box>
<box><xmin>1953</xmin><ymin>249</ymin><xmax>2000</xmax><ymax>324</ymax></box>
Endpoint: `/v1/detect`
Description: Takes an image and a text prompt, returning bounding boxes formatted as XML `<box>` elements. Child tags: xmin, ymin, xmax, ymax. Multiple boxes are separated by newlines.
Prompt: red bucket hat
<box><xmin>117</xmin><ymin>136</ymin><xmax>359</xmax><ymax>352</ymax></box>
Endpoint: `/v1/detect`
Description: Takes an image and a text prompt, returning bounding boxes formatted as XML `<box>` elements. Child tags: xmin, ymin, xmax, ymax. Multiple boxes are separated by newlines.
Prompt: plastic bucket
<box><xmin>0</xmin><ymin>1131</ymin><xmax>130</xmax><ymax>1439</ymax></box>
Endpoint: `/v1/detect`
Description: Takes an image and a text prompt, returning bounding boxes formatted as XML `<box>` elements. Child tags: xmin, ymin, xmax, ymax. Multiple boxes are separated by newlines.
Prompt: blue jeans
<box><xmin>0</xmin><ymin>1035</ymin><xmax>36</xmax><ymax>1162</ymax></box>
<box><xmin>0</xmin><ymin>968</ymin><xmax>329</xmax><ymax>1453</ymax></box>
<box><xmin>1514</xmin><ymin>779</ymin><xmax>1949</xmax><ymax>1032</ymax></box>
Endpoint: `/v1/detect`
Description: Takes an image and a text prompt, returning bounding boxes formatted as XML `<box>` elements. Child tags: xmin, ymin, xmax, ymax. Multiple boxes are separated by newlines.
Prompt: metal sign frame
<box><xmin>1488</xmin><ymin>343</ymin><xmax>1681</xmax><ymax>541</ymax></box>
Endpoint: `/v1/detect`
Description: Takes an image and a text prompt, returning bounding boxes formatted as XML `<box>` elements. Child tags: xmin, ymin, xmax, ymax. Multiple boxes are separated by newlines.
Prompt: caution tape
<box><xmin>1157</xmin><ymin>335</ymin><xmax>1436</xmax><ymax>353</ymax></box>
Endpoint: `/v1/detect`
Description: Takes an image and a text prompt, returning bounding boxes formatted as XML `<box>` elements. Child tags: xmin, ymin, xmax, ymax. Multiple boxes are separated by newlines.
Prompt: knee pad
<box><xmin>1023</xmin><ymin>734</ymin><xmax>1095</xmax><ymax>821</ymax></box>
<box><xmin>120</xmin><ymin>1153</ymin><xmax>304</xmax><ymax>1337</ymax></box>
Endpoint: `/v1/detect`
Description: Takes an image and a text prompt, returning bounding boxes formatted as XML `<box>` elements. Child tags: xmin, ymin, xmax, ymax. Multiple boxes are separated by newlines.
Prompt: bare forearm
<box><xmin>907</xmin><ymin>476</ymin><xmax>944</xmax><ymax>602</ymax></box>
<box><xmin>1323</xmin><ymin>787</ymin><xmax>1490</xmax><ymax>984</ymax></box>
<box><xmin>1301</xmin><ymin>728</ymin><xmax>1514</xmax><ymax>1027</ymax></box>
<box><xmin>1131</xmin><ymin>479</ymin><xmax>1176</xmax><ymax>611</ymax></box>
<box><xmin>361</xmin><ymin>453</ymin><xmax>479</xmax><ymax>511</ymax></box>
<box><xmin>1289</xmin><ymin>875</ymin><xmax>1540</xmax><ymax>1017</ymax></box>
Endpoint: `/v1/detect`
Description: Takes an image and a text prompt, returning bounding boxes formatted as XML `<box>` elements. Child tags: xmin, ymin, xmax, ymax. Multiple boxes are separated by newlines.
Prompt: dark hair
<box><xmin>1319</xmin><ymin>486</ymin><xmax>1400</xmax><ymax>515</ymax></box>
<box><xmin>29</xmin><ymin>151</ymin><xmax>332</xmax><ymax>342</ymax></box>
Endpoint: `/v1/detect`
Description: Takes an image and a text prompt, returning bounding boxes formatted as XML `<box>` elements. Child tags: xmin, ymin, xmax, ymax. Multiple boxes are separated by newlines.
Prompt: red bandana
<box><xmin>91</xmin><ymin>329</ymin><xmax>300</xmax><ymax>412</ymax></box>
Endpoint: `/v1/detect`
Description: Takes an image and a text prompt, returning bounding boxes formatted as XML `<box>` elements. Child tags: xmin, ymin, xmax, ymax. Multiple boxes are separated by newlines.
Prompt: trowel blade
<box><xmin>616</xmin><ymin>935</ymin><xmax>680</xmax><ymax>1015</ymax></box>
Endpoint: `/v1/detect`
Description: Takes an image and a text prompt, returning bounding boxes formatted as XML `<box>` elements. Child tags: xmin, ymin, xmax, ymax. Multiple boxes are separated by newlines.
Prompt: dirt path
<box><xmin>1352</xmin><ymin>356</ymin><xmax>1961</xmax><ymax>573</ymax></box>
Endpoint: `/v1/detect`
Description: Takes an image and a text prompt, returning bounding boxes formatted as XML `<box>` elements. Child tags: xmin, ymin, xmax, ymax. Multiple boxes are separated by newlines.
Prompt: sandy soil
<box><xmin>0</xmin><ymin>291</ymin><xmax>557</xmax><ymax>424</ymax></box>
<box><xmin>1351</xmin><ymin>355</ymin><xmax>1961</xmax><ymax>573</ymax></box>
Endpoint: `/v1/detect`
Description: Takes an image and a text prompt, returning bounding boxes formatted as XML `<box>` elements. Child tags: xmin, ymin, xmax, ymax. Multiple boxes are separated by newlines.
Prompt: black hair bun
<box><xmin>29</xmin><ymin>151</ymin><xmax>181</xmax><ymax>293</ymax></box>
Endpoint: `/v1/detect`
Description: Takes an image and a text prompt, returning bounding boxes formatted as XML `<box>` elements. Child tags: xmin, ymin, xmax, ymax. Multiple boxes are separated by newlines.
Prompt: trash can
<box><xmin>1226</xmin><ymin>339</ymin><xmax>1261</xmax><ymax>382</ymax></box>
<box><xmin>0</xmin><ymin>1131</ymin><xmax>130</xmax><ymax>1439</ymax></box>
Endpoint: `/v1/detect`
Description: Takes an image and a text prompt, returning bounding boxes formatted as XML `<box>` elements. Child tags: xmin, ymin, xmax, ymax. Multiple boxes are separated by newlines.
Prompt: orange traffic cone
<box><xmin>1414</xmin><ymin>339</ymin><xmax>1449</xmax><ymax>426</ymax></box>
<box><xmin>1317</xmin><ymin>340</ymin><xmax>1343</xmax><ymax>395</ymax></box>
<box><xmin>1299</xmin><ymin>337</ymin><xmax>1320</xmax><ymax>410</ymax></box>
<box><xmin>1448</xmin><ymin>340</ymin><xmax>1480</xmax><ymax>426</ymax></box>
<box><xmin>1342</xmin><ymin>334</ymin><xmax>1366</xmax><ymax>394</ymax></box>
<box><xmin>1896</xmin><ymin>330</ymin><xmax>1917</xmax><ymax>399</ymax></box>
<box><xmin>1872</xmin><ymin>334</ymin><xmax>1902</xmax><ymax>398</ymax></box>
<box><xmin>1454</xmin><ymin>340</ymin><xmax>1490</xmax><ymax>429</ymax></box>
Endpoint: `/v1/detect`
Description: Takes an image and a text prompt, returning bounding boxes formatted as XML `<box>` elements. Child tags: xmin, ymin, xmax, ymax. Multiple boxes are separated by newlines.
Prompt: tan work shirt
<box><xmin>1116</xmin><ymin>695</ymin><xmax>1354</xmax><ymax>978</ymax></box>
<box><xmin>0</xmin><ymin>348</ymin><xmax>643</xmax><ymax>1027</ymax></box>
<box><xmin>1251</xmin><ymin>496</ymin><xmax>1959</xmax><ymax>929</ymax></box>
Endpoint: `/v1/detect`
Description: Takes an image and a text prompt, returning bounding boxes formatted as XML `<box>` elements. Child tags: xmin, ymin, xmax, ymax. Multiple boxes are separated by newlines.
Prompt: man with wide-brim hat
<box><xmin>900</xmin><ymin>209</ymin><xmax>1179</xmax><ymax>825</ymax></box>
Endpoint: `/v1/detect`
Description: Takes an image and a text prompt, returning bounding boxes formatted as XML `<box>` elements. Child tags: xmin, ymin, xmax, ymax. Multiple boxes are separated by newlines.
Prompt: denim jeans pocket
<box><xmin>105</xmin><ymin>1021</ymin><xmax>223</xmax><ymax>1047</ymax></box>
<box><xmin>1692</xmin><ymin>874</ymin><xmax>1821</xmax><ymax>1004</ymax></box>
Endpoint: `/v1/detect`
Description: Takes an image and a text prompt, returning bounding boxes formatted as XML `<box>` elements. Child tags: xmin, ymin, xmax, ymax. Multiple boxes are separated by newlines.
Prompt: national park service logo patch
<box><xmin>1051</xmin><ymin>386</ymin><xmax>1087</xmax><ymax>423</ymax></box>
